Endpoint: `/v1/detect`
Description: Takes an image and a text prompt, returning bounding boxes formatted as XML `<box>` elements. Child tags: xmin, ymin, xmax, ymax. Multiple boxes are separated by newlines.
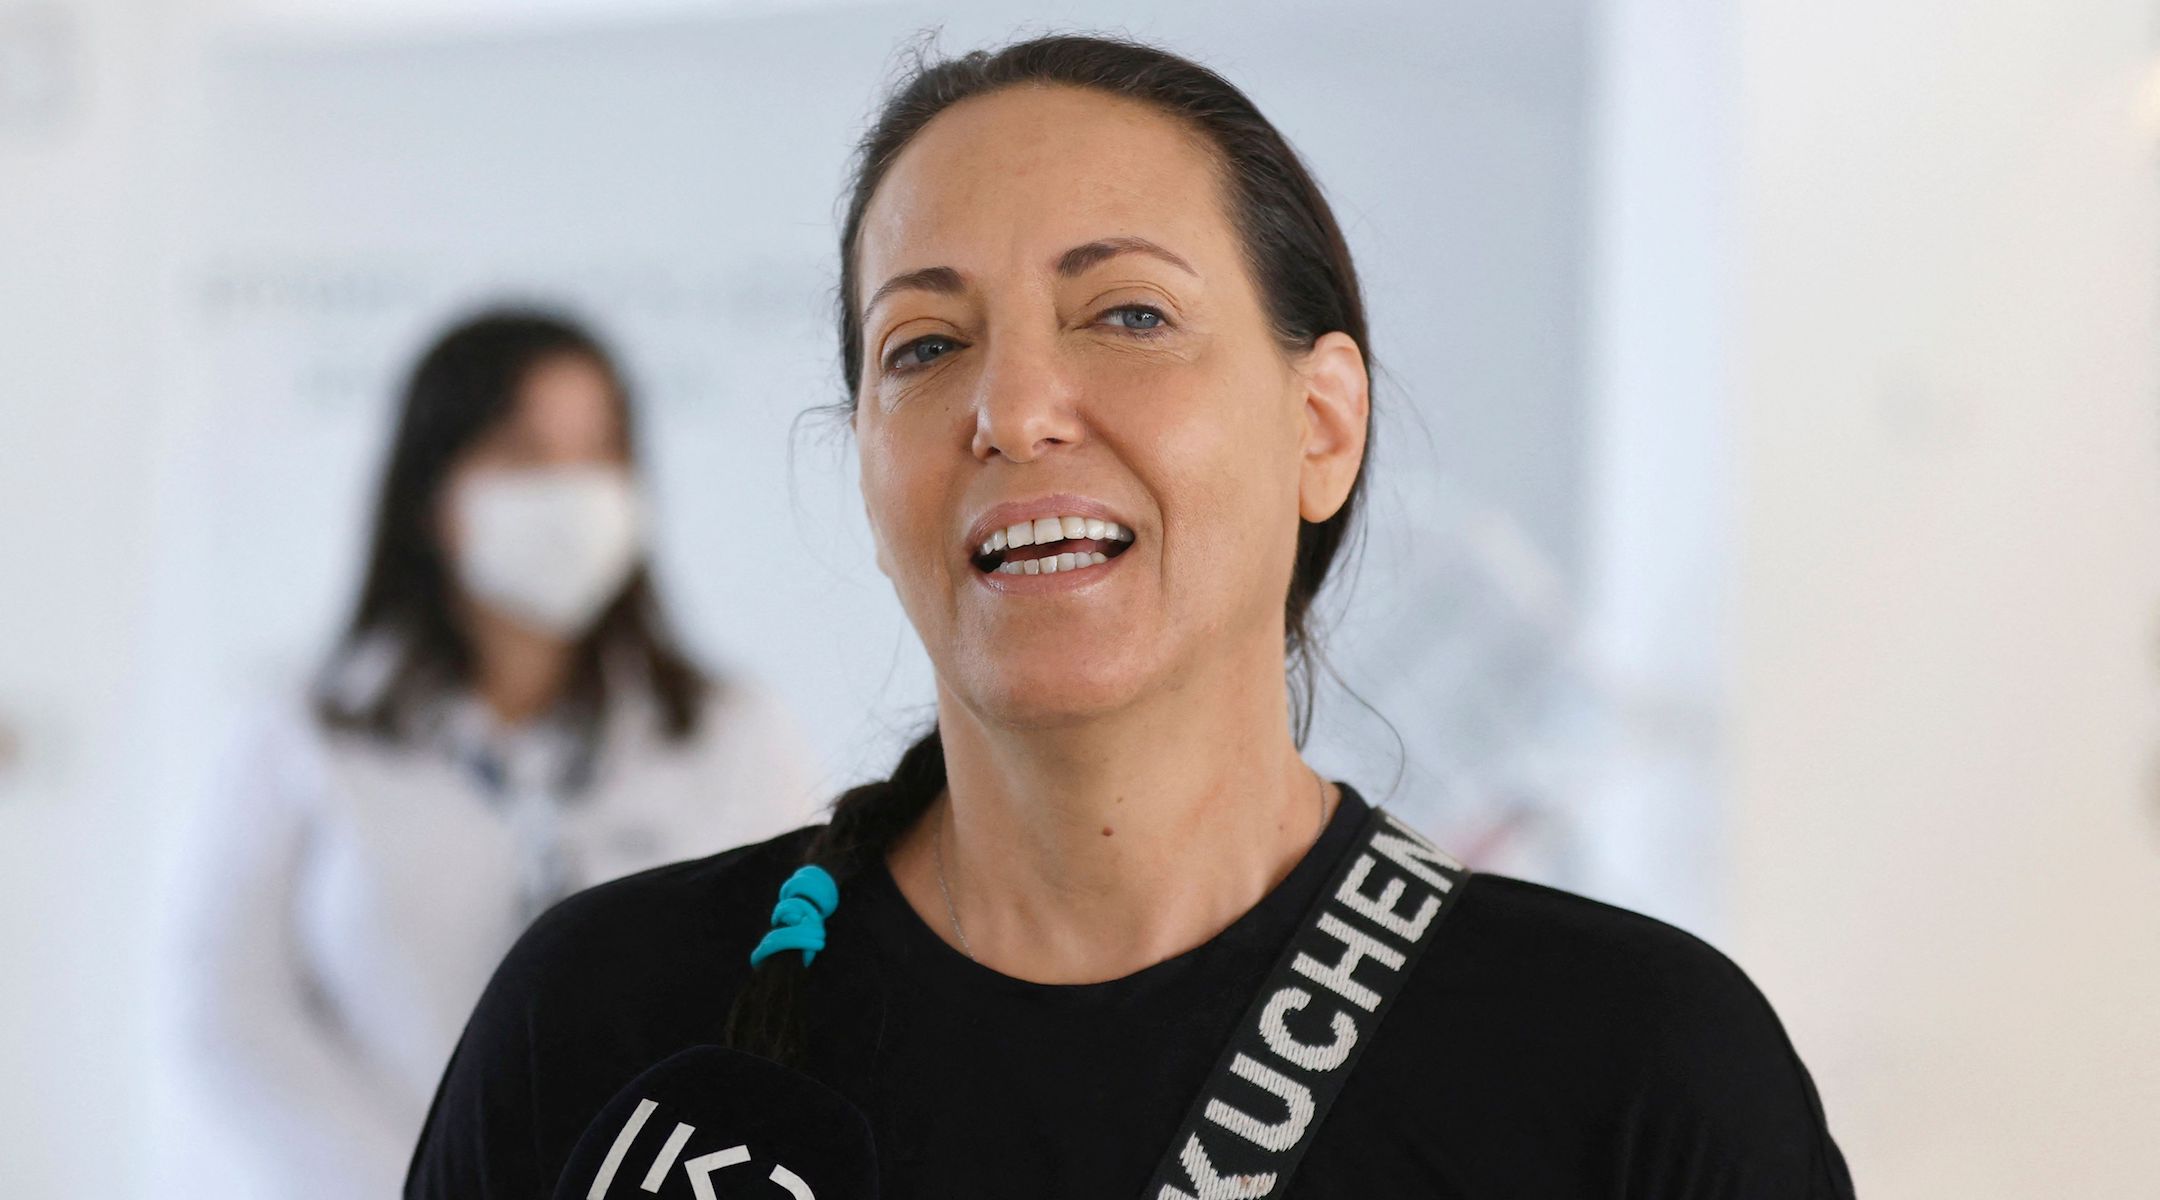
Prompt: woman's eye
<box><xmin>1101</xmin><ymin>304</ymin><xmax>1167</xmax><ymax>332</ymax></box>
<box><xmin>886</xmin><ymin>335</ymin><xmax>961</xmax><ymax>372</ymax></box>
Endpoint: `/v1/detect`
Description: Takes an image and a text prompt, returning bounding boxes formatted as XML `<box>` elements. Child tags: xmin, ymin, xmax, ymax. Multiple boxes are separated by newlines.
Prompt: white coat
<box><xmin>169</xmin><ymin>656</ymin><xmax>824</xmax><ymax>1199</ymax></box>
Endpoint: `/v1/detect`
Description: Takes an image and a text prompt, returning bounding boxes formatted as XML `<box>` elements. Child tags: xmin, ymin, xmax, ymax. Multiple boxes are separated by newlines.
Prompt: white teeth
<box><xmin>980</xmin><ymin>512</ymin><xmax>1135</xmax><ymax>566</ymax></box>
<box><xmin>991</xmin><ymin>546</ymin><xmax>1116</xmax><ymax>581</ymax></box>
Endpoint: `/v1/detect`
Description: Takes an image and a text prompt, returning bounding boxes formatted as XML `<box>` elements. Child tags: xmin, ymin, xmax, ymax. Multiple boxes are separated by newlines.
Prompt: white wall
<box><xmin>1726</xmin><ymin>0</ymin><xmax>2160</xmax><ymax>1193</ymax></box>
<box><xmin>1579</xmin><ymin>0</ymin><xmax>1736</xmax><ymax>940</ymax></box>
<box><xmin>0</xmin><ymin>0</ymin><xmax>208</xmax><ymax>1191</ymax></box>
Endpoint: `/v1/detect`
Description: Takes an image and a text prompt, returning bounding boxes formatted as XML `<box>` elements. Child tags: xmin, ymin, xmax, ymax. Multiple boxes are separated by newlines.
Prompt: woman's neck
<box><xmin>462</xmin><ymin>602</ymin><xmax>577</xmax><ymax>728</ymax></box>
<box><xmin>888</xmin><ymin>649</ymin><xmax>1335</xmax><ymax>984</ymax></box>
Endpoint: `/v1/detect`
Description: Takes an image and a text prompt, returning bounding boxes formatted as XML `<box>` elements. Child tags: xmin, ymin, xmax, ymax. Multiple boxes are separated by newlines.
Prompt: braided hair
<box><xmin>725</xmin><ymin>32</ymin><xmax>1375</xmax><ymax>1066</ymax></box>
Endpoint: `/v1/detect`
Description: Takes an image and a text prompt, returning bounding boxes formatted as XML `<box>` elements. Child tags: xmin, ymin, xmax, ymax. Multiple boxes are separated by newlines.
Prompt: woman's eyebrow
<box><xmin>862</xmin><ymin>238</ymin><xmax>1195</xmax><ymax>320</ymax></box>
<box><xmin>864</xmin><ymin>265</ymin><xmax>966</xmax><ymax>320</ymax></box>
<box><xmin>1056</xmin><ymin>236</ymin><xmax>1198</xmax><ymax>278</ymax></box>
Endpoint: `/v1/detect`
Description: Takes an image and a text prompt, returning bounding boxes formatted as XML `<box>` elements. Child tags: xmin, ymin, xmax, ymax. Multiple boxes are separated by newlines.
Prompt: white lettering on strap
<box><xmin>1156</xmin><ymin>1132</ymin><xmax>1278</xmax><ymax>1200</ymax></box>
<box><xmin>1144</xmin><ymin>806</ymin><xmax>1469</xmax><ymax>1200</ymax></box>
<box><xmin>1334</xmin><ymin>853</ymin><xmax>1442</xmax><ymax>942</ymax></box>
<box><xmin>1290</xmin><ymin>913</ymin><xmax>1405</xmax><ymax>1011</ymax></box>
<box><xmin>1371</xmin><ymin>814</ymin><xmax>1464</xmax><ymax>891</ymax></box>
<box><xmin>1204</xmin><ymin>1052</ymin><xmax>1317</xmax><ymax>1153</ymax></box>
<box><xmin>1257</xmin><ymin>986</ymin><xmax>1358</xmax><ymax>1073</ymax></box>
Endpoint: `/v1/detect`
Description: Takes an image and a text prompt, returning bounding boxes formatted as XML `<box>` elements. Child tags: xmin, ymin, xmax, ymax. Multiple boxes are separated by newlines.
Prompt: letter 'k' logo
<box><xmin>585</xmin><ymin>1098</ymin><xmax>817</xmax><ymax>1199</ymax></box>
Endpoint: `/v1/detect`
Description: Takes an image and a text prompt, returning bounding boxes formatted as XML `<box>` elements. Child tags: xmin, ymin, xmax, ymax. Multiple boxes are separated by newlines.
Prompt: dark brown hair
<box><xmin>314</xmin><ymin>307</ymin><xmax>711</xmax><ymax>745</ymax></box>
<box><xmin>728</xmin><ymin>33</ymin><xmax>1373</xmax><ymax>1063</ymax></box>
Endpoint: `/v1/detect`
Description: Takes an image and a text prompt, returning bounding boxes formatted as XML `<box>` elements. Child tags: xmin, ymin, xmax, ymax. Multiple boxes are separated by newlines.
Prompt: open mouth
<box><xmin>970</xmin><ymin>514</ymin><xmax>1137</xmax><ymax>577</ymax></box>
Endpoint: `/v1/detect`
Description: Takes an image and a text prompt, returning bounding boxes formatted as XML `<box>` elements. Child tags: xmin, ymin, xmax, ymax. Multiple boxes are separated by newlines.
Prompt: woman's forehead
<box><xmin>857</xmin><ymin>86</ymin><xmax>1234</xmax><ymax>283</ymax></box>
<box><xmin>498</xmin><ymin>355</ymin><xmax>624</xmax><ymax>450</ymax></box>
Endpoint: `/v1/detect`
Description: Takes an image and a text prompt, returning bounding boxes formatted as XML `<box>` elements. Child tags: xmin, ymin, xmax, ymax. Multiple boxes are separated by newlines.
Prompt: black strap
<box><xmin>1143</xmin><ymin>801</ymin><xmax>1471</xmax><ymax>1199</ymax></box>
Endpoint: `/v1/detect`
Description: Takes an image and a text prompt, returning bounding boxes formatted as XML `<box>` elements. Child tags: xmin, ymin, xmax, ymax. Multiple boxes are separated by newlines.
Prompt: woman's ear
<box><xmin>1295</xmin><ymin>331</ymin><xmax>1370</xmax><ymax>523</ymax></box>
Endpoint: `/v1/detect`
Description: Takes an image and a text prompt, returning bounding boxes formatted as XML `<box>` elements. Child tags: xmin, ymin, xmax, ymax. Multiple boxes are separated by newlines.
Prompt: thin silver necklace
<box><xmin>932</xmin><ymin>771</ymin><xmax>1332</xmax><ymax>964</ymax></box>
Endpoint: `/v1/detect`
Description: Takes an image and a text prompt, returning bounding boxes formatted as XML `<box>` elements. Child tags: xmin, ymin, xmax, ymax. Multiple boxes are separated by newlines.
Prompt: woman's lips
<box><xmin>966</xmin><ymin>512</ymin><xmax>1136</xmax><ymax>575</ymax></box>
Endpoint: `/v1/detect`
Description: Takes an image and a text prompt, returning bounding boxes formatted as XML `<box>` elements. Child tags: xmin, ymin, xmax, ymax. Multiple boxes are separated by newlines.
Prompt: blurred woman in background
<box><xmin>174</xmin><ymin>308</ymin><xmax>822</xmax><ymax>1199</ymax></box>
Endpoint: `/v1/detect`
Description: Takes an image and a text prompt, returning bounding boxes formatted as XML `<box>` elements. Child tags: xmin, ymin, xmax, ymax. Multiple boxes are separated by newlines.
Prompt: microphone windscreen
<box><xmin>552</xmin><ymin>1046</ymin><xmax>879</xmax><ymax>1200</ymax></box>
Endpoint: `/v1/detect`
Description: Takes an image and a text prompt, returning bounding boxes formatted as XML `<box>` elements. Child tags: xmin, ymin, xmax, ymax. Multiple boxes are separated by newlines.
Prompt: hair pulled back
<box><xmin>727</xmin><ymin>32</ymin><xmax>1373</xmax><ymax>1065</ymax></box>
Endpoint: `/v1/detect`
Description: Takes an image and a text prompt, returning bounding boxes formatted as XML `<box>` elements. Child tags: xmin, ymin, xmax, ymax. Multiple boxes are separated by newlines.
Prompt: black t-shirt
<box><xmin>405</xmin><ymin>784</ymin><xmax>1856</xmax><ymax>1198</ymax></box>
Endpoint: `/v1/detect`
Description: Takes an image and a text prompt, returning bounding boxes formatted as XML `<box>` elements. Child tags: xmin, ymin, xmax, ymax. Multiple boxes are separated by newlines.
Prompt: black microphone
<box><xmin>553</xmin><ymin>1046</ymin><xmax>879</xmax><ymax>1200</ymax></box>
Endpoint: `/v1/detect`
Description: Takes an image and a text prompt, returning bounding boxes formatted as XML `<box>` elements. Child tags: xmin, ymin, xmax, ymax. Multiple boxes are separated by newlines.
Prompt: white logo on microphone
<box><xmin>586</xmin><ymin>1098</ymin><xmax>816</xmax><ymax>1199</ymax></box>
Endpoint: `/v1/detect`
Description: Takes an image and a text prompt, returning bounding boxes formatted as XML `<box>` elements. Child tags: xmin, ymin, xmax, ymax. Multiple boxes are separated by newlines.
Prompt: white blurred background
<box><xmin>2</xmin><ymin>0</ymin><xmax>2156</xmax><ymax>1195</ymax></box>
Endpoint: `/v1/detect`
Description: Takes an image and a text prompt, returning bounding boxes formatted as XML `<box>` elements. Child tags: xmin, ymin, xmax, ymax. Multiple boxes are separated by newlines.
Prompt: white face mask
<box><xmin>451</xmin><ymin>464</ymin><xmax>645</xmax><ymax>637</ymax></box>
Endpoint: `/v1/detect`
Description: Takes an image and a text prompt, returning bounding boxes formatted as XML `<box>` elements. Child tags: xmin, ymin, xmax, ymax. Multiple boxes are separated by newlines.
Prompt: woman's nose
<box><xmin>969</xmin><ymin>332</ymin><xmax>1085</xmax><ymax>464</ymax></box>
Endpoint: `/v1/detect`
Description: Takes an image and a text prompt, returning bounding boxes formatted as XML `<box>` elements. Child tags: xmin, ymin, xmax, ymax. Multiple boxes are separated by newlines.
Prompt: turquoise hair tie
<box><xmin>749</xmin><ymin>865</ymin><xmax>841</xmax><ymax>968</ymax></box>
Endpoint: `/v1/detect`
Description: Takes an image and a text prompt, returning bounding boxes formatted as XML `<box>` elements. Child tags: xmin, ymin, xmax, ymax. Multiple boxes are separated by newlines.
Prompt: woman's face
<box><xmin>438</xmin><ymin>352</ymin><xmax>631</xmax><ymax>556</ymax></box>
<box><xmin>851</xmin><ymin>85</ymin><xmax>1367</xmax><ymax>727</ymax></box>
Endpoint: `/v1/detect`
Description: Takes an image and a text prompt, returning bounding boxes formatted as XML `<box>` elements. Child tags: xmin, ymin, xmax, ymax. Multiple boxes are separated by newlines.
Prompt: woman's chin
<box><xmin>953</xmin><ymin>660</ymin><xmax>1154</xmax><ymax>730</ymax></box>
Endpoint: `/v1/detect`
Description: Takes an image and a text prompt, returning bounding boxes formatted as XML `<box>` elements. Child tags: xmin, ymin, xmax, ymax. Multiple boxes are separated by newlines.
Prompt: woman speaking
<box><xmin>408</xmin><ymin>36</ymin><xmax>1855</xmax><ymax>1199</ymax></box>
